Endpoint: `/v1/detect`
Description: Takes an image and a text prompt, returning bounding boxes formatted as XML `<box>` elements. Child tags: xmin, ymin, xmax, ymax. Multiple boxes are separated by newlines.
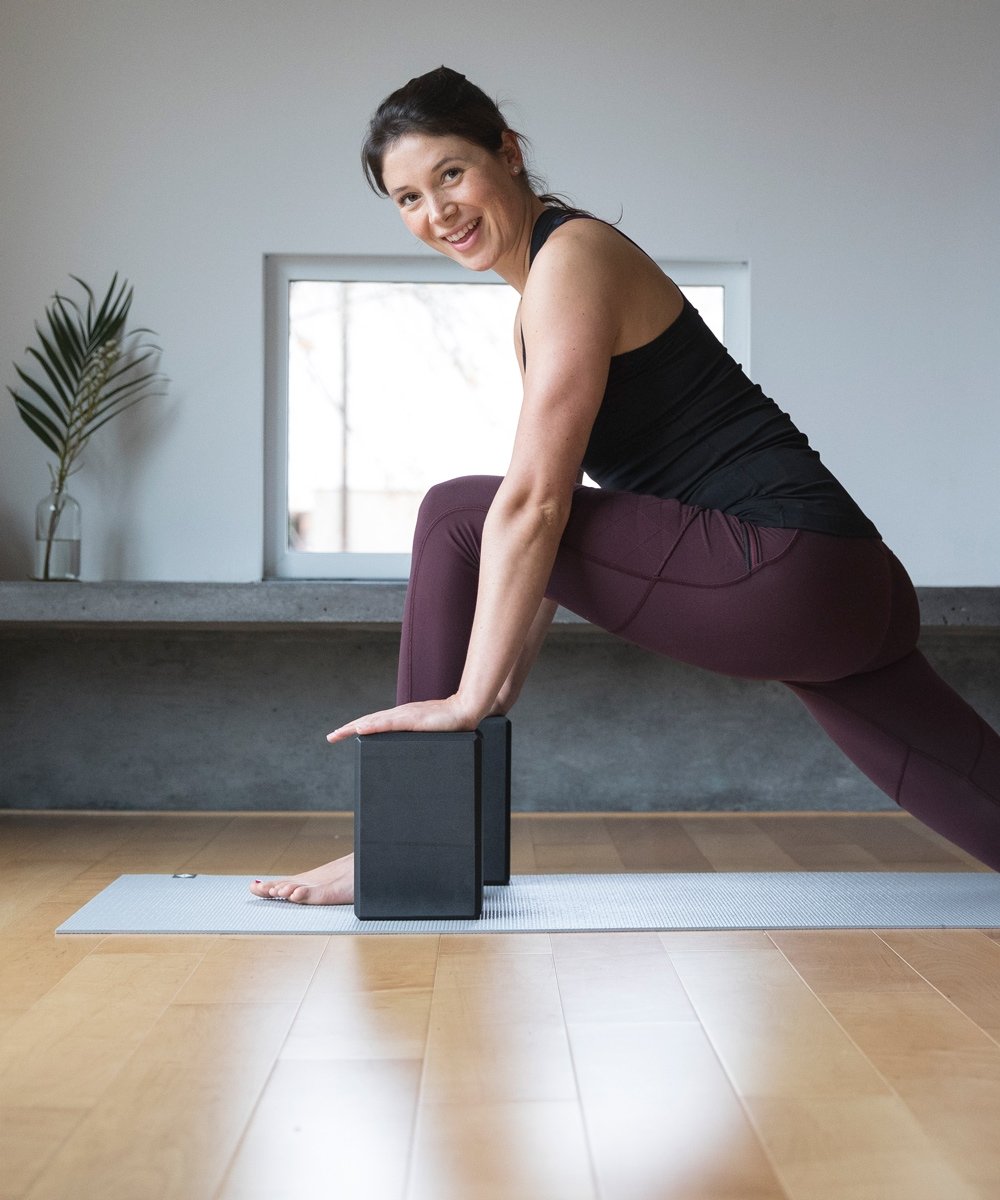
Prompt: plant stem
<box><xmin>41</xmin><ymin>458</ymin><xmax>71</xmax><ymax>582</ymax></box>
<box><xmin>42</xmin><ymin>491</ymin><xmax>64</xmax><ymax>581</ymax></box>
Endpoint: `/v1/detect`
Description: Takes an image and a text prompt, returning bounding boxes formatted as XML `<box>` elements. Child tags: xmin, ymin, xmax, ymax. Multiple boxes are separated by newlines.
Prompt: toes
<box><xmin>249</xmin><ymin>878</ymin><xmax>297</xmax><ymax>900</ymax></box>
<box><xmin>250</xmin><ymin>878</ymin><xmax>352</xmax><ymax>905</ymax></box>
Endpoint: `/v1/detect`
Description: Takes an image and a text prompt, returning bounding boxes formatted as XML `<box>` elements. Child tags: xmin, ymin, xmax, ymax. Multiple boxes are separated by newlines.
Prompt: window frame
<box><xmin>263</xmin><ymin>253</ymin><xmax>750</xmax><ymax>581</ymax></box>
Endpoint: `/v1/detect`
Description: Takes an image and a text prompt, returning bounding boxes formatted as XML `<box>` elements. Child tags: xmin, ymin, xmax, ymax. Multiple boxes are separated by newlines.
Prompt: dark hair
<box><xmin>361</xmin><ymin>66</ymin><xmax>586</xmax><ymax>213</ymax></box>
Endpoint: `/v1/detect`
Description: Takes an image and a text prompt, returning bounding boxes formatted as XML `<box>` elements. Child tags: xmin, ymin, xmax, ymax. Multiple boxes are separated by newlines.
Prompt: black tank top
<box><xmin>528</xmin><ymin>209</ymin><xmax>879</xmax><ymax>538</ymax></box>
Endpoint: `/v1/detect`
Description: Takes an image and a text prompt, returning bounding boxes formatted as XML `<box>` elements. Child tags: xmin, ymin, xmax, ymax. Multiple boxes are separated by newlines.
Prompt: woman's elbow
<box><xmin>494</xmin><ymin>480</ymin><xmax>573</xmax><ymax>535</ymax></box>
<box><xmin>536</xmin><ymin>496</ymin><xmax>571</xmax><ymax>531</ymax></box>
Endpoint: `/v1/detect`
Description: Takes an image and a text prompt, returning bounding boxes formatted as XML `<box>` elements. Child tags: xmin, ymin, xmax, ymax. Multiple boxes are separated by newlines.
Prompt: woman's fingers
<box><xmin>325</xmin><ymin>697</ymin><xmax>475</xmax><ymax>744</ymax></box>
<box><xmin>326</xmin><ymin>709</ymin><xmax>394</xmax><ymax>743</ymax></box>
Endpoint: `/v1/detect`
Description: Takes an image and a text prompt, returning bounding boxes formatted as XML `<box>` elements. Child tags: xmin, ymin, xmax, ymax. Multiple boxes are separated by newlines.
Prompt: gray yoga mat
<box><xmin>56</xmin><ymin>871</ymin><xmax>1000</xmax><ymax>935</ymax></box>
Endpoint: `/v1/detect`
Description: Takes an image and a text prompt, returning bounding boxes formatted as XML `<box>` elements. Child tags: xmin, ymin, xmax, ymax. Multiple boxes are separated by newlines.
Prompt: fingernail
<box><xmin>253</xmin><ymin>879</ymin><xmax>261</xmax><ymax>883</ymax></box>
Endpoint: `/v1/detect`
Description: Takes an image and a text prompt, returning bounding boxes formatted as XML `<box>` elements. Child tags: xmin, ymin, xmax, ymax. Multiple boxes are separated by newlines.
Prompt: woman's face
<box><xmin>380</xmin><ymin>132</ymin><xmax>528</xmax><ymax>274</ymax></box>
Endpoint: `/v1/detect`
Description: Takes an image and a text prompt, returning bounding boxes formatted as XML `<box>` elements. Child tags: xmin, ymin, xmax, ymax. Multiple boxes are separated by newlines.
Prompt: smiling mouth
<box><xmin>443</xmin><ymin>218</ymin><xmax>481</xmax><ymax>244</ymax></box>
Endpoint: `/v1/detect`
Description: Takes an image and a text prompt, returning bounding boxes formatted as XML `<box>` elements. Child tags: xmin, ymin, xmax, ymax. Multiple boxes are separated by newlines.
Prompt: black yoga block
<box><xmin>478</xmin><ymin>716</ymin><xmax>511</xmax><ymax>885</ymax></box>
<box><xmin>354</xmin><ymin>731</ymin><xmax>483</xmax><ymax>920</ymax></box>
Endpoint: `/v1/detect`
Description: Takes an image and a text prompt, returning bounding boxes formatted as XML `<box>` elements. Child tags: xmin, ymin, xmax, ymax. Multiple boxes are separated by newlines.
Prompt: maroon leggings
<box><xmin>398</xmin><ymin>476</ymin><xmax>1000</xmax><ymax>870</ymax></box>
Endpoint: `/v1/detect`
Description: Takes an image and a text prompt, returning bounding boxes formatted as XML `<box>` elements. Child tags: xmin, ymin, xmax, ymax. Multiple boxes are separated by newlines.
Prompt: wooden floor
<box><xmin>2</xmin><ymin>811</ymin><xmax>1000</xmax><ymax>1200</ymax></box>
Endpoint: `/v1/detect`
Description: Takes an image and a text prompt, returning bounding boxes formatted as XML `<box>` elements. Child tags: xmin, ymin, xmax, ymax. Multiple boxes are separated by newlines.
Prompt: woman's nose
<box><xmin>428</xmin><ymin>191</ymin><xmax>457</xmax><ymax>225</ymax></box>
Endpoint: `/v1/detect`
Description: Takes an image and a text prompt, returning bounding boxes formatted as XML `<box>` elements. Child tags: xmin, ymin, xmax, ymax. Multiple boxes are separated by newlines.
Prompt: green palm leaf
<box><xmin>47</xmin><ymin>299</ymin><xmax>87</xmax><ymax>370</ymax></box>
<box><xmin>9</xmin><ymin>274</ymin><xmax>165</xmax><ymax>498</ymax></box>
<box><xmin>13</xmin><ymin>362</ymin><xmax>69</xmax><ymax>424</ymax></box>
<box><xmin>31</xmin><ymin>329</ymin><xmax>76</xmax><ymax>406</ymax></box>
<box><xmin>7</xmin><ymin>393</ymin><xmax>62</xmax><ymax>455</ymax></box>
<box><xmin>24</xmin><ymin>345</ymin><xmax>73</xmax><ymax>415</ymax></box>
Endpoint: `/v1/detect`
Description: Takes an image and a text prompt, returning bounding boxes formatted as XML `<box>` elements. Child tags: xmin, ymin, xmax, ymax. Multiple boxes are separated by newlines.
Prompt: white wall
<box><xmin>1</xmin><ymin>0</ymin><xmax>997</xmax><ymax>584</ymax></box>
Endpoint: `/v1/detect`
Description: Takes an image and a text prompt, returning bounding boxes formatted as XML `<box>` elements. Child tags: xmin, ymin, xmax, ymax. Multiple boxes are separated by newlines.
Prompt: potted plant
<box><xmin>9</xmin><ymin>275</ymin><xmax>164</xmax><ymax>579</ymax></box>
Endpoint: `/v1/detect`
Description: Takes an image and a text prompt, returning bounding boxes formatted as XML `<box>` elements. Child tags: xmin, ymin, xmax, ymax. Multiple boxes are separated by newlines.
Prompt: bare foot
<box><xmin>249</xmin><ymin>853</ymin><xmax>354</xmax><ymax>905</ymax></box>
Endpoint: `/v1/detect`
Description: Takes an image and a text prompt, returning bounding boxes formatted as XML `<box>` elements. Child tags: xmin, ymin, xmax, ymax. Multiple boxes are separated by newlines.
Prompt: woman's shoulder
<box><xmin>522</xmin><ymin>216</ymin><xmax>622</xmax><ymax>319</ymax></box>
<box><xmin>532</xmin><ymin>211</ymin><xmax>658</xmax><ymax>280</ymax></box>
<box><xmin>526</xmin><ymin>210</ymin><xmax>684</xmax><ymax>354</ymax></box>
<box><xmin>528</xmin><ymin>212</ymin><xmax>632</xmax><ymax>283</ymax></box>
<box><xmin>533</xmin><ymin>209</ymin><xmax>621</xmax><ymax>255</ymax></box>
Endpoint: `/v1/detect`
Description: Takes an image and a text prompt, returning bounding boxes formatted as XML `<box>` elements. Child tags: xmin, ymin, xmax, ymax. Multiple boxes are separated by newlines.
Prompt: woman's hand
<box><xmin>326</xmin><ymin>695</ymin><xmax>482</xmax><ymax>745</ymax></box>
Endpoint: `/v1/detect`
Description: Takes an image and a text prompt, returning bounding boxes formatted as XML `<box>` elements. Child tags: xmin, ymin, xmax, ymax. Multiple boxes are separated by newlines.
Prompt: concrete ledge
<box><xmin>0</xmin><ymin>581</ymin><xmax>412</xmax><ymax>631</ymax></box>
<box><xmin>916</xmin><ymin>588</ymin><xmax>1000</xmax><ymax>627</ymax></box>
<box><xmin>3</xmin><ymin>581</ymin><xmax>999</xmax><ymax>814</ymax></box>
<box><xmin>1</xmin><ymin>581</ymin><xmax>999</xmax><ymax>631</ymax></box>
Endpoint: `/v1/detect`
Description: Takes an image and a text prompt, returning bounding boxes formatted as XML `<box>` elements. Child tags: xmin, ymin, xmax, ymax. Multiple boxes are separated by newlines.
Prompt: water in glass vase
<box><xmin>35</xmin><ymin>538</ymin><xmax>81</xmax><ymax>581</ymax></box>
<box><xmin>34</xmin><ymin>488</ymin><xmax>82</xmax><ymax>580</ymax></box>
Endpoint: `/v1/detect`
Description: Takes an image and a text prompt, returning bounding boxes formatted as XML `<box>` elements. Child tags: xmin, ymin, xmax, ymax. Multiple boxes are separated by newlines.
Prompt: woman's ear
<box><xmin>500</xmin><ymin>130</ymin><xmax>524</xmax><ymax>176</ymax></box>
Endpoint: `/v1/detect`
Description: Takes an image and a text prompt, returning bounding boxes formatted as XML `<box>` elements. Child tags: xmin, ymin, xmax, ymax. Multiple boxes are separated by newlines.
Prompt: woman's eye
<box><xmin>443</xmin><ymin>168</ymin><xmax>462</xmax><ymax>182</ymax></box>
<box><xmin>399</xmin><ymin>193</ymin><xmax>419</xmax><ymax>207</ymax></box>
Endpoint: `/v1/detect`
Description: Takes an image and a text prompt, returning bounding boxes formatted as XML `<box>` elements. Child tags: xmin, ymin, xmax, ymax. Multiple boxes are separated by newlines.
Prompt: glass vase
<box><xmin>34</xmin><ymin>488</ymin><xmax>81</xmax><ymax>581</ymax></box>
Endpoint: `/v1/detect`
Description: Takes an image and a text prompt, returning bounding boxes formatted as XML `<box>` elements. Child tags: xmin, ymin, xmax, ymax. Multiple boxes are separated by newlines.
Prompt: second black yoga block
<box><xmin>354</xmin><ymin>731</ymin><xmax>483</xmax><ymax>920</ymax></box>
<box><xmin>478</xmin><ymin>716</ymin><xmax>511</xmax><ymax>886</ymax></box>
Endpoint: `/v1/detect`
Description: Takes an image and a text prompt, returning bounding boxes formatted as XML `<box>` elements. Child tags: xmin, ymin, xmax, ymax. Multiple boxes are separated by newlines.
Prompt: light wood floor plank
<box><xmin>168</xmin><ymin>934</ymin><xmax>325</xmax><ymax>1006</ymax></box>
<box><xmin>604</xmin><ymin>814</ymin><xmax>716</xmax><ymax>871</ymax></box>
<box><xmin>0</xmin><ymin>814</ymin><xmax>136</xmax><ymax>862</ymax></box>
<box><xmin>753</xmin><ymin>815</ymin><xmax>887</xmax><ymax>870</ymax></box>
<box><xmin>567</xmin><ymin>1019</ymin><xmax>789</xmax><ymax>1200</ymax></box>
<box><xmin>280</xmin><ymin>985</ymin><xmax>433</xmax><ymax>1063</ymax></box>
<box><xmin>667</xmin><ymin>946</ymin><xmax>893</xmax><ymax>1100</ymax></box>
<box><xmin>523</xmin><ymin>814</ymin><xmax>621</xmax><ymax>845</ymax></box>
<box><xmin>525</xmin><ymin>814</ymin><xmax>625</xmax><ymax>873</ymax></box>
<box><xmin>679</xmin><ymin>818</ymin><xmax>802</xmax><ymax>872</ymax></box>
<box><xmin>767</xmin><ymin>929</ymin><xmax>932</xmax><ymax>995</ymax></box>
<box><xmin>776</xmin><ymin>929</ymin><xmax>1000</xmax><ymax>1195</ymax></box>
<box><xmin>658</xmin><ymin>931</ymin><xmax>775</xmax><ymax>951</ymax></box>
<box><xmin>0</xmin><ymin>951</ymin><xmax>204</xmax><ymax>1107</ymax></box>
<box><xmin>0</xmin><ymin>934</ymin><xmax>97</xmax><ymax>1008</ymax></box>
<box><xmin>26</xmin><ymin>1057</ymin><xmax>276</xmax><ymax>1200</ymax></box>
<box><xmin>661</xmin><ymin>945</ymin><xmax>979</xmax><ymax>1197</ymax></box>
<box><xmin>747</xmin><ymin>1095</ymin><xmax>979</xmax><ymax>1200</ymax></box>
<box><xmin>406</xmin><ymin>1099</ymin><xmax>597</xmax><ymax>1200</ymax></box>
<box><xmin>876</xmin><ymin>929</ymin><xmax>1000</xmax><ymax>1041</ymax></box>
<box><xmin>510</xmin><ymin>818</ymin><xmax>537</xmax><ymax>872</ymax></box>
<box><xmin>266</xmin><ymin>829</ymin><xmax>353</xmax><ymax>875</ymax></box>
<box><xmin>552</xmin><ymin>932</ymin><xmax>695</xmax><ymax>1024</ymax></box>
<box><xmin>72</xmin><ymin>813</ymin><xmax>235</xmax><ymax>878</ymax></box>
<box><xmin>278</xmin><ymin>935</ymin><xmax>440</xmax><ymax>1063</ymax></box>
<box><xmin>421</xmin><ymin>951</ymin><xmax>576</xmax><ymax>1105</ymax></box>
<box><xmin>218</xmin><ymin>1059</ymin><xmax>423</xmax><ymax>1200</ymax></box>
<box><xmin>831</xmin><ymin>815</ymin><xmax>977</xmax><ymax>869</ymax></box>
<box><xmin>313</xmin><ymin>933</ymin><xmax>439</xmax><ymax>992</ymax></box>
<box><xmin>0</xmin><ymin>1106</ymin><xmax>85</xmax><ymax>1200</ymax></box>
<box><xmin>437</xmin><ymin>932</ymin><xmax>552</xmax><ymax>955</ymax></box>
<box><xmin>181</xmin><ymin>815</ymin><xmax>307</xmax><ymax>873</ymax></box>
<box><xmin>0</xmin><ymin>1104</ymin><xmax>84</xmax><ymax>1200</ymax></box>
<box><xmin>0</xmin><ymin>861</ymin><xmax>92</xmax><ymax>934</ymax></box>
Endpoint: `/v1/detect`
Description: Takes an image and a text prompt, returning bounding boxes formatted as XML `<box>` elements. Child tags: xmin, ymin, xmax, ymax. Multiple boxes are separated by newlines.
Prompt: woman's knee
<box><xmin>415</xmin><ymin>475</ymin><xmax>503</xmax><ymax>530</ymax></box>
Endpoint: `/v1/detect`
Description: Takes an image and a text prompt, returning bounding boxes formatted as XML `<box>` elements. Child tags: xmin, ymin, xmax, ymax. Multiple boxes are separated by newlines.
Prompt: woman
<box><xmin>252</xmin><ymin>67</ymin><xmax>1000</xmax><ymax>905</ymax></box>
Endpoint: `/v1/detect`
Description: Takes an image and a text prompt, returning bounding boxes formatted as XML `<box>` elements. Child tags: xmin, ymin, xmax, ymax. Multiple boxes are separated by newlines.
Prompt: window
<box><xmin>264</xmin><ymin>255</ymin><xmax>749</xmax><ymax>579</ymax></box>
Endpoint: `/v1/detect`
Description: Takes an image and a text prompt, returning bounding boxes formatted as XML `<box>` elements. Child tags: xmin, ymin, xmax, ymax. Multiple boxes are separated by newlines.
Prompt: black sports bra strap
<box><xmin>528</xmin><ymin>207</ymin><xmax>592</xmax><ymax>266</ymax></box>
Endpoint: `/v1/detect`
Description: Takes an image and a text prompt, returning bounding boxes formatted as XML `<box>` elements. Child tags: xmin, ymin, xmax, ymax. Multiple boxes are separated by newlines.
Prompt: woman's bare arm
<box><xmin>489</xmin><ymin>596</ymin><xmax>559</xmax><ymax>715</ymax></box>
<box><xmin>327</xmin><ymin>224</ymin><xmax>618</xmax><ymax>742</ymax></box>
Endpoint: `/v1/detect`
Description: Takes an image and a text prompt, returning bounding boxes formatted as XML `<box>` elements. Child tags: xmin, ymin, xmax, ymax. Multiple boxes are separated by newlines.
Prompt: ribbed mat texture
<box><xmin>56</xmin><ymin>871</ymin><xmax>1000</xmax><ymax>935</ymax></box>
